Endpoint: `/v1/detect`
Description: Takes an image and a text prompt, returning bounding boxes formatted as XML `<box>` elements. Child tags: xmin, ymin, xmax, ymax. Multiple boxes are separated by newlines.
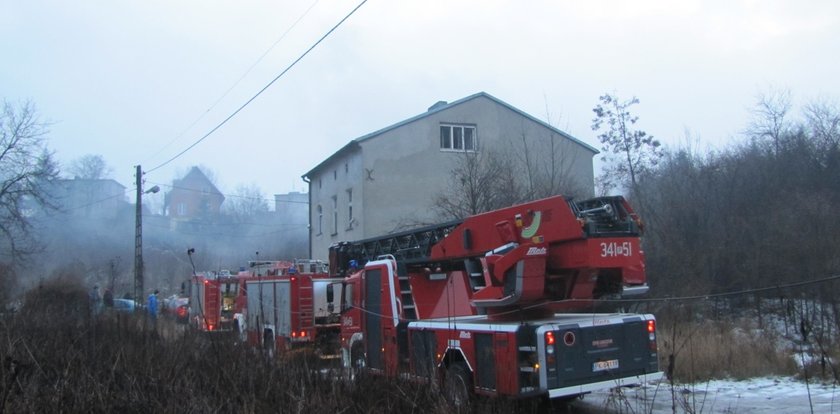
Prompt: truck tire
<box><xmin>350</xmin><ymin>342</ymin><xmax>366</xmax><ymax>374</ymax></box>
<box><xmin>350</xmin><ymin>342</ymin><xmax>367</xmax><ymax>371</ymax></box>
<box><xmin>263</xmin><ymin>329</ymin><xmax>275</xmax><ymax>358</ymax></box>
<box><xmin>444</xmin><ymin>361</ymin><xmax>472</xmax><ymax>409</ymax></box>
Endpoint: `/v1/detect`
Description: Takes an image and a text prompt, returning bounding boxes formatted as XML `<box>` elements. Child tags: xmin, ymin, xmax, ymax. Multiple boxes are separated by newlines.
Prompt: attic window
<box><xmin>440</xmin><ymin>124</ymin><xmax>477</xmax><ymax>152</ymax></box>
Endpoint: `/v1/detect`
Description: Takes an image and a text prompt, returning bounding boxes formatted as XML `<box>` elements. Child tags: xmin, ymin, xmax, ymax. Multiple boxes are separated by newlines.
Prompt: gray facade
<box><xmin>303</xmin><ymin>92</ymin><xmax>597</xmax><ymax>260</ymax></box>
<box><xmin>48</xmin><ymin>179</ymin><xmax>127</xmax><ymax>220</ymax></box>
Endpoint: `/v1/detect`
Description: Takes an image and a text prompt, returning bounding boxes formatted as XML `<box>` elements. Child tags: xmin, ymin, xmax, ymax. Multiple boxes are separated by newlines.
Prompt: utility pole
<box><xmin>134</xmin><ymin>165</ymin><xmax>159</xmax><ymax>305</ymax></box>
<box><xmin>134</xmin><ymin>165</ymin><xmax>143</xmax><ymax>304</ymax></box>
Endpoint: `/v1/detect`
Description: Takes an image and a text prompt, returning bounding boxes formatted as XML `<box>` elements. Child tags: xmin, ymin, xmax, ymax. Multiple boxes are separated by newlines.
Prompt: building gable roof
<box><xmin>173</xmin><ymin>166</ymin><xmax>224</xmax><ymax>199</ymax></box>
<box><xmin>56</xmin><ymin>178</ymin><xmax>126</xmax><ymax>190</ymax></box>
<box><xmin>303</xmin><ymin>92</ymin><xmax>597</xmax><ymax>179</ymax></box>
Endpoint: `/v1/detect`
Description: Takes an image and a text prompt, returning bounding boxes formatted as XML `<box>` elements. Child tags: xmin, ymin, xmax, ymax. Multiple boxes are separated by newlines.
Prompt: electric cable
<box><xmin>347</xmin><ymin>273</ymin><xmax>840</xmax><ymax>321</ymax></box>
<box><xmin>39</xmin><ymin>186</ymin><xmax>135</xmax><ymax>216</ymax></box>
<box><xmin>143</xmin><ymin>0</ymin><xmax>322</xmax><ymax>165</ymax></box>
<box><xmin>148</xmin><ymin>181</ymin><xmax>308</xmax><ymax>204</ymax></box>
<box><xmin>146</xmin><ymin>0</ymin><xmax>369</xmax><ymax>174</ymax></box>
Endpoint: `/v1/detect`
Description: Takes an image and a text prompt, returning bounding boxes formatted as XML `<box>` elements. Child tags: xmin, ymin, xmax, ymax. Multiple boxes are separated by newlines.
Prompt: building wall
<box><xmin>308</xmin><ymin>150</ymin><xmax>364</xmax><ymax>258</ymax></box>
<box><xmin>307</xmin><ymin>94</ymin><xmax>596</xmax><ymax>260</ymax></box>
<box><xmin>274</xmin><ymin>191</ymin><xmax>309</xmax><ymax>234</ymax></box>
<box><xmin>167</xmin><ymin>168</ymin><xmax>224</xmax><ymax>219</ymax></box>
<box><xmin>51</xmin><ymin>179</ymin><xmax>127</xmax><ymax>220</ymax></box>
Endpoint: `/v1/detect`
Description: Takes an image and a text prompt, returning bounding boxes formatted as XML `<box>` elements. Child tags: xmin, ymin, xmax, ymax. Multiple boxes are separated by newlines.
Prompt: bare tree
<box><xmin>746</xmin><ymin>88</ymin><xmax>793</xmax><ymax>154</ymax></box>
<box><xmin>434</xmin><ymin>150</ymin><xmax>523</xmax><ymax>220</ymax></box>
<box><xmin>803</xmin><ymin>98</ymin><xmax>840</xmax><ymax>153</ymax></box>
<box><xmin>511</xmin><ymin>126</ymin><xmax>587</xmax><ymax>200</ymax></box>
<box><xmin>0</xmin><ymin>262</ymin><xmax>16</xmax><ymax>305</ymax></box>
<box><xmin>223</xmin><ymin>183</ymin><xmax>269</xmax><ymax>221</ymax></box>
<box><xmin>591</xmin><ymin>93</ymin><xmax>662</xmax><ymax>200</ymax></box>
<box><xmin>68</xmin><ymin>154</ymin><xmax>111</xmax><ymax>179</ymax></box>
<box><xmin>0</xmin><ymin>100</ymin><xmax>60</xmax><ymax>262</ymax></box>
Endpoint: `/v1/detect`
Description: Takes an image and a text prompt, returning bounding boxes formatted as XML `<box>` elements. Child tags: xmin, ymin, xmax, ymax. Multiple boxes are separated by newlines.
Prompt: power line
<box><xmin>346</xmin><ymin>273</ymin><xmax>840</xmax><ymax>321</ymax></box>
<box><xmin>144</xmin><ymin>222</ymin><xmax>307</xmax><ymax>238</ymax></box>
<box><xmin>147</xmin><ymin>0</ymin><xmax>369</xmax><ymax>174</ymax></box>
<box><xmin>143</xmin><ymin>0</ymin><xmax>322</xmax><ymax>165</ymax></box>
<box><xmin>148</xmin><ymin>181</ymin><xmax>309</xmax><ymax>204</ymax></box>
<box><xmin>539</xmin><ymin>273</ymin><xmax>840</xmax><ymax>307</ymax></box>
<box><xmin>42</xmin><ymin>188</ymin><xmax>135</xmax><ymax>215</ymax></box>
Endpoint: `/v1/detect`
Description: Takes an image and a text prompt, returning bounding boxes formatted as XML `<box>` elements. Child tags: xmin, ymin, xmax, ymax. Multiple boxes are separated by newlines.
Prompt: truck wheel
<box><xmin>444</xmin><ymin>362</ymin><xmax>472</xmax><ymax>409</ymax></box>
<box><xmin>350</xmin><ymin>342</ymin><xmax>366</xmax><ymax>371</ymax></box>
<box><xmin>263</xmin><ymin>329</ymin><xmax>275</xmax><ymax>358</ymax></box>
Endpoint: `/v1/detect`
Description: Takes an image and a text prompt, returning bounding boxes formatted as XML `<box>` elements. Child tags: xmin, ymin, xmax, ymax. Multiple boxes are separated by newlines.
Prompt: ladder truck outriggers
<box><xmin>334</xmin><ymin>195</ymin><xmax>662</xmax><ymax>404</ymax></box>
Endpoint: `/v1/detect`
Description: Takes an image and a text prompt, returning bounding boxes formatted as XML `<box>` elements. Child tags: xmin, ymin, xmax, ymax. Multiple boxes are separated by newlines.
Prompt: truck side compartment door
<box><xmin>365</xmin><ymin>266</ymin><xmax>383</xmax><ymax>370</ymax></box>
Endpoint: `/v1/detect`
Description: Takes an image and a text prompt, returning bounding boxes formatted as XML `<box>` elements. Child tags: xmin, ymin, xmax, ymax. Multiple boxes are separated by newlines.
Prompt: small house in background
<box><xmin>48</xmin><ymin>178</ymin><xmax>128</xmax><ymax>220</ymax></box>
<box><xmin>274</xmin><ymin>191</ymin><xmax>308</xmax><ymax>224</ymax></box>
<box><xmin>164</xmin><ymin>166</ymin><xmax>225</xmax><ymax>219</ymax></box>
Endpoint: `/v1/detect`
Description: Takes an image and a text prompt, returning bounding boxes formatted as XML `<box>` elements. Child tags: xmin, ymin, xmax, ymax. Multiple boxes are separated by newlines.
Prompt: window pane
<box><xmin>440</xmin><ymin>126</ymin><xmax>451</xmax><ymax>149</ymax></box>
<box><xmin>454</xmin><ymin>127</ymin><xmax>463</xmax><ymax>150</ymax></box>
<box><xmin>464</xmin><ymin>127</ymin><xmax>474</xmax><ymax>150</ymax></box>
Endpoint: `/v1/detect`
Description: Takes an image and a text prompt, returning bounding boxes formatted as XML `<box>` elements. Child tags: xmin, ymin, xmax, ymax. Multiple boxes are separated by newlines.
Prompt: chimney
<box><xmin>428</xmin><ymin>100</ymin><xmax>448</xmax><ymax>112</ymax></box>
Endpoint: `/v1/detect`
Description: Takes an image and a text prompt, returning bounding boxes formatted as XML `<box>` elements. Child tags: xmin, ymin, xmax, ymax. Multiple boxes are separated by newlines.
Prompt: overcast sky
<box><xmin>3</xmin><ymin>0</ymin><xmax>838</xmax><ymax>207</ymax></box>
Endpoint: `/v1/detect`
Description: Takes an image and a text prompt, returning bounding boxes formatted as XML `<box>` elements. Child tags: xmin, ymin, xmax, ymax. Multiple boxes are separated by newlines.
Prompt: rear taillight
<box><xmin>545</xmin><ymin>331</ymin><xmax>555</xmax><ymax>346</ymax></box>
<box><xmin>208</xmin><ymin>324</ymin><xmax>215</xmax><ymax>331</ymax></box>
<box><xmin>647</xmin><ymin>319</ymin><xmax>657</xmax><ymax>351</ymax></box>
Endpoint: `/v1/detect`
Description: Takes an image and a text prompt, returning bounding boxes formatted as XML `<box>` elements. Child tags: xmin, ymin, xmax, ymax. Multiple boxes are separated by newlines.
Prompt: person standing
<box><xmin>147</xmin><ymin>290</ymin><xmax>159</xmax><ymax>325</ymax></box>
<box><xmin>103</xmin><ymin>288</ymin><xmax>114</xmax><ymax>307</ymax></box>
<box><xmin>89</xmin><ymin>285</ymin><xmax>102</xmax><ymax>316</ymax></box>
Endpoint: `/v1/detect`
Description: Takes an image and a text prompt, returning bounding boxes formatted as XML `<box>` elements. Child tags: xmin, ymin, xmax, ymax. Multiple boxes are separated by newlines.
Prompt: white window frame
<box><xmin>316</xmin><ymin>205</ymin><xmax>323</xmax><ymax>235</ymax></box>
<box><xmin>331</xmin><ymin>195</ymin><xmax>338</xmax><ymax>236</ymax></box>
<box><xmin>440</xmin><ymin>124</ymin><xmax>477</xmax><ymax>152</ymax></box>
<box><xmin>346</xmin><ymin>188</ymin><xmax>354</xmax><ymax>230</ymax></box>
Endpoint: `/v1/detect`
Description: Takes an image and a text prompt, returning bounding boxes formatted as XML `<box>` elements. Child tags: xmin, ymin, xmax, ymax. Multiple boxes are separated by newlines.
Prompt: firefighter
<box><xmin>147</xmin><ymin>290</ymin><xmax>159</xmax><ymax>324</ymax></box>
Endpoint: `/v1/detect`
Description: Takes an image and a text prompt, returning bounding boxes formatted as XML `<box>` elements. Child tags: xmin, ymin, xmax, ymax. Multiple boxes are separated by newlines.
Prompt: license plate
<box><xmin>593</xmin><ymin>359</ymin><xmax>619</xmax><ymax>372</ymax></box>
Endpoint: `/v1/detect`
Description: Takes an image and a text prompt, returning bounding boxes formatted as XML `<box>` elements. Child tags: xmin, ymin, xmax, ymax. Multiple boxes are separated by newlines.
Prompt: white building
<box><xmin>302</xmin><ymin>92</ymin><xmax>598</xmax><ymax>260</ymax></box>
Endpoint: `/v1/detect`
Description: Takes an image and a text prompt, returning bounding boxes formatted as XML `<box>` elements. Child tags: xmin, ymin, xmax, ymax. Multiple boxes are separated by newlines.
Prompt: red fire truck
<box><xmin>188</xmin><ymin>271</ymin><xmax>241</xmax><ymax>332</ymax></box>
<box><xmin>335</xmin><ymin>195</ymin><xmax>661</xmax><ymax>404</ymax></box>
<box><xmin>245</xmin><ymin>259</ymin><xmax>343</xmax><ymax>355</ymax></box>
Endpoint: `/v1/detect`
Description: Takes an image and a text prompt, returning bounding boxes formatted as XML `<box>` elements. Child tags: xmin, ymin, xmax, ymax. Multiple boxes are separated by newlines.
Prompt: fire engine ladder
<box><xmin>464</xmin><ymin>257</ymin><xmax>486</xmax><ymax>291</ymax></box>
<box><xmin>339</xmin><ymin>219</ymin><xmax>463</xmax><ymax>267</ymax></box>
<box><xmin>204</xmin><ymin>285</ymin><xmax>220</xmax><ymax>328</ymax></box>
<box><xmin>395</xmin><ymin>261</ymin><xmax>416</xmax><ymax>368</ymax></box>
<box><xmin>298</xmin><ymin>284</ymin><xmax>314</xmax><ymax>333</ymax></box>
<box><xmin>396</xmin><ymin>262</ymin><xmax>417</xmax><ymax>320</ymax></box>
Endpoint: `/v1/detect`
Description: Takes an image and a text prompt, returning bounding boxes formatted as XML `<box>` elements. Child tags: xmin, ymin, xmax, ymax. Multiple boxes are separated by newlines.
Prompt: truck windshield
<box><xmin>341</xmin><ymin>283</ymin><xmax>354</xmax><ymax>312</ymax></box>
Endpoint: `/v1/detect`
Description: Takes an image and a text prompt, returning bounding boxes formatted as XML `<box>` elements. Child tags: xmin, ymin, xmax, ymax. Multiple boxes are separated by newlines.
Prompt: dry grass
<box><xmin>0</xmin><ymin>278</ymin><xmax>453</xmax><ymax>414</ymax></box>
<box><xmin>4</xmin><ymin>278</ymin><xmax>838</xmax><ymax>413</ymax></box>
<box><xmin>657</xmin><ymin>315</ymin><xmax>799</xmax><ymax>382</ymax></box>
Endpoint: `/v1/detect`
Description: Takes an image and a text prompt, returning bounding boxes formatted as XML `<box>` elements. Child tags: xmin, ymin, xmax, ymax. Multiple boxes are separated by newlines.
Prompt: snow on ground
<box><xmin>573</xmin><ymin>377</ymin><xmax>840</xmax><ymax>413</ymax></box>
